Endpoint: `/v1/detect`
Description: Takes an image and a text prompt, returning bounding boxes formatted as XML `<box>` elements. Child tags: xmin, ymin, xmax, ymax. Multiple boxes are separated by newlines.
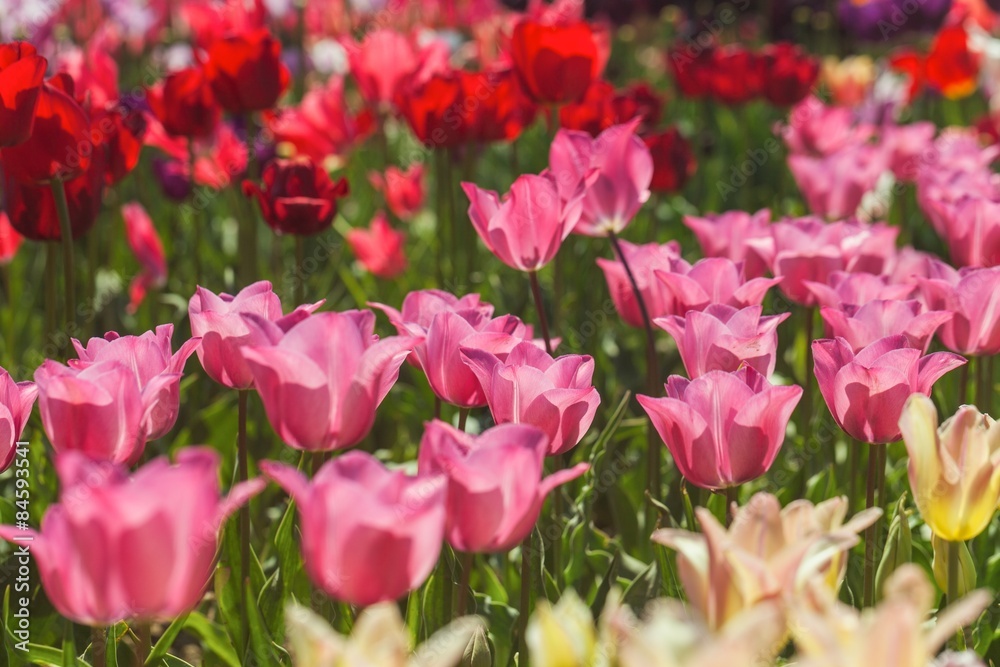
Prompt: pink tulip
<box><xmin>418</xmin><ymin>421</ymin><xmax>589</xmax><ymax>552</ymax></box>
<box><xmin>0</xmin><ymin>212</ymin><xmax>23</xmax><ymax>264</ymax></box>
<box><xmin>655</xmin><ymin>305</ymin><xmax>789</xmax><ymax>378</ymax></box>
<box><xmin>937</xmin><ymin>196</ymin><xmax>1000</xmax><ymax>268</ymax></box>
<box><xmin>820</xmin><ymin>300</ymin><xmax>952</xmax><ymax>353</ymax></box>
<box><xmin>803</xmin><ymin>270</ymin><xmax>915</xmax><ymax>310</ymax></box>
<box><xmin>346</xmin><ymin>212</ymin><xmax>408</xmax><ymax>279</ymax></box>
<box><xmin>462</xmin><ymin>170</ymin><xmax>585</xmax><ymax>272</ymax></box>
<box><xmin>369</xmin><ymin>164</ymin><xmax>425</xmax><ymax>221</ymax></box>
<box><xmin>918</xmin><ymin>264</ymin><xmax>1000</xmax><ymax>355</ymax></box>
<box><xmin>242</xmin><ymin>310</ymin><xmax>415</xmax><ymax>452</ymax></box>
<box><xmin>0</xmin><ymin>448</ymin><xmax>263</xmax><ymax>625</ymax></box>
<box><xmin>638</xmin><ymin>366</ymin><xmax>802</xmax><ymax>490</ymax></box>
<box><xmin>69</xmin><ymin>325</ymin><xmax>201</xmax><ymax>441</ymax></box>
<box><xmin>778</xmin><ymin>96</ymin><xmax>874</xmax><ymax>157</ymax></box>
<box><xmin>188</xmin><ymin>281</ymin><xmax>322</xmax><ymax>390</ymax></box>
<box><xmin>654</xmin><ymin>257</ymin><xmax>781</xmax><ymax>316</ymax></box>
<box><xmin>596</xmin><ymin>239</ymin><xmax>681</xmax><ymax>328</ymax></box>
<box><xmin>122</xmin><ymin>202</ymin><xmax>167</xmax><ymax>314</ymax></box>
<box><xmin>916</xmin><ymin>169</ymin><xmax>996</xmax><ymax>240</ymax></box>
<box><xmin>267</xmin><ymin>76</ymin><xmax>370</xmax><ymax>165</ymax></box>
<box><xmin>880</xmin><ymin>121</ymin><xmax>936</xmax><ymax>182</ymax></box>
<box><xmin>885</xmin><ymin>246</ymin><xmax>940</xmax><ymax>284</ymax></box>
<box><xmin>260</xmin><ymin>451</ymin><xmax>446</xmax><ymax>606</ymax></box>
<box><xmin>549</xmin><ymin>119</ymin><xmax>653</xmax><ymax>236</ymax></box>
<box><xmin>812</xmin><ymin>335</ymin><xmax>966</xmax><ymax>443</ymax></box>
<box><xmin>682</xmin><ymin>209</ymin><xmax>771</xmax><ymax>278</ymax></box>
<box><xmin>461</xmin><ymin>338</ymin><xmax>601</xmax><ymax>456</ymax></box>
<box><xmin>0</xmin><ymin>368</ymin><xmax>37</xmax><ymax>473</ymax></box>
<box><xmin>788</xmin><ymin>144</ymin><xmax>888</xmax><ymax>220</ymax></box>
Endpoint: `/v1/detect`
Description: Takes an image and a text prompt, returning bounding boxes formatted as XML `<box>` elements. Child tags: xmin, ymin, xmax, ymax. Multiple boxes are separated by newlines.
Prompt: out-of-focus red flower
<box><xmin>56</xmin><ymin>27</ymin><xmax>119</xmax><ymax>110</ymax></box>
<box><xmin>645</xmin><ymin>128</ymin><xmax>696</xmax><ymax>194</ymax></box>
<box><xmin>242</xmin><ymin>157</ymin><xmax>349</xmax><ymax>236</ymax></box>
<box><xmin>122</xmin><ymin>202</ymin><xmax>167</xmax><ymax>314</ymax></box>
<box><xmin>758</xmin><ymin>42</ymin><xmax>819</xmax><ymax>106</ymax></box>
<box><xmin>396</xmin><ymin>70</ymin><xmax>467</xmax><ymax>148</ymax></box>
<box><xmin>0</xmin><ymin>212</ymin><xmax>22</xmax><ymax>264</ymax></box>
<box><xmin>668</xmin><ymin>44</ymin><xmax>715</xmax><ymax>98</ymax></box>
<box><xmin>343</xmin><ymin>29</ymin><xmax>449</xmax><ymax>110</ymax></box>
<box><xmin>559</xmin><ymin>79</ymin><xmax>662</xmax><ymax>136</ymax></box>
<box><xmin>205</xmin><ymin>28</ymin><xmax>290</xmax><ymax>113</ymax></box>
<box><xmin>0</xmin><ymin>42</ymin><xmax>48</xmax><ymax>147</ymax></box>
<box><xmin>926</xmin><ymin>24</ymin><xmax>979</xmax><ymax>99</ymax></box>
<box><xmin>2</xmin><ymin>78</ymin><xmax>91</xmax><ymax>184</ymax></box>
<box><xmin>708</xmin><ymin>46</ymin><xmax>762</xmax><ymax>105</ymax></box>
<box><xmin>369</xmin><ymin>164</ymin><xmax>425</xmax><ymax>221</ymax></box>
<box><xmin>147</xmin><ymin>67</ymin><xmax>220</xmax><ymax>139</ymax></box>
<box><xmin>460</xmin><ymin>68</ymin><xmax>537</xmax><ymax>144</ymax></box>
<box><xmin>889</xmin><ymin>49</ymin><xmax>926</xmax><ymax>101</ymax></box>
<box><xmin>346</xmin><ymin>212</ymin><xmax>408</xmax><ymax>279</ymax></box>
<box><xmin>180</xmin><ymin>0</ymin><xmax>267</xmax><ymax>50</ymax></box>
<box><xmin>509</xmin><ymin>19</ymin><xmax>601</xmax><ymax>105</ymax></box>
<box><xmin>96</xmin><ymin>105</ymin><xmax>147</xmax><ymax>186</ymax></box>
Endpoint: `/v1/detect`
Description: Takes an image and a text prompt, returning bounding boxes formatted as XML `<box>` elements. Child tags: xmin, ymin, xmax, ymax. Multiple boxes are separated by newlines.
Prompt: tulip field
<box><xmin>4</xmin><ymin>0</ymin><xmax>1000</xmax><ymax>665</ymax></box>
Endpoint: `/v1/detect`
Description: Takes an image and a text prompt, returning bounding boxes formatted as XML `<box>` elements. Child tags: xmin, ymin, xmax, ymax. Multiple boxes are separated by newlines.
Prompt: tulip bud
<box><xmin>462</xmin><ymin>626</ymin><xmax>493</xmax><ymax>667</ymax></box>
<box><xmin>526</xmin><ymin>589</ymin><xmax>596</xmax><ymax>667</ymax></box>
<box><xmin>875</xmin><ymin>495</ymin><xmax>912</xmax><ymax>601</ymax></box>
<box><xmin>932</xmin><ymin>534</ymin><xmax>977</xmax><ymax>598</ymax></box>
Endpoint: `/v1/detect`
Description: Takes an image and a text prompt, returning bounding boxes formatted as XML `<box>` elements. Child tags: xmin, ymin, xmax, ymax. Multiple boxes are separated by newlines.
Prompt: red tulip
<box><xmin>368</xmin><ymin>164</ymin><xmax>424</xmax><ymax>221</ymax></box>
<box><xmin>346</xmin><ymin>212</ymin><xmax>408</xmax><ymax>279</ymax></box>
<box><xmin>925</xmin><ymin>25</ymin><xmax>979</xmax><ymax>100</ymax></box>
<box><xmin>757</xmin><ymin>42</ymin><xmax>819</xmax><ymax>107</ymax></box>
<box><xmin>460</xmin><ymin>68</ymin><xmax>537</xmax><ymax>144</ymax></box>
<box><xmin>509</xmin><ymin>19</ymin><xmax>600</xmax><ymax>105</ymax></box>
<box><xmin>96</xmin><ymin>104</ymin><xmax>146</xmax><ymax>186</ymax></box>
<box><xmin>205</xmin><ymin>28</ymin><xmax>290</xmax><ymax>113</ymax></box>
<box><xmin>644</xmin><ymin>128</ymin><xmax>696</xmax><ymax>194</ymax></box>
<box><xmin>559</xmin><ymin>80</ymin><xmax>662</xmax><ymax>137</ymax></box>
<box><xmin>668</xmin><ymin>44</ymin><xmax>715</xmax><ymax>98</ymax></box>
<box><xmin>242</xmin><ymin>157</ymin><xmax>349</xmax><ymax>236</ymax></box>
<box><xmin>395</xmin><ymin>70</ymin><xmax>467</xmax><ymax>148</ymax></box>
<box><xmin>147</xmin><ymin>66</ymin><xmax>220</xmax><ymax>139</ymax></box>
<box><xmin>0</xmin><ymin>42</ymin><xmax>48</xmax><ymax>147</ymax></box>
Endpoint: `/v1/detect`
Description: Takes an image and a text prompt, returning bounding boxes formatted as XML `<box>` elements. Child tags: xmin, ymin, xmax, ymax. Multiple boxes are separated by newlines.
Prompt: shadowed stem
<box><xmin>237</xmin><ymin>389</ymin><xmax>251</xmax><ymax>652</ymax></box>
<box><xmin>607</xmin><ymin>231</ymin><xmax>661</xmax><ymax>532</ymax></box>
<box><xmin>724</xmin><ymin>486</ymin><xmax>739</xmax><ymax>527</ymax></box>
<box><xmin>947</xmin><ymin>539</ymin><xmax>960</xmax><ymax>607</ymax></box>
<box><xmin>135</xmin><ymin>622</ymin><xmax>150</xmax><ymax>665</ymax></box>
<box><xmin>457</xmin><ymin>551</ymin><xmax>474</xmax><ymax>617</ymax></box>
<box><xmin>458</xmin><ymin>408</ymin><xmax>470</xmax><ymax>432</ymax></box>
<box><xmin>189</xmin><ymin>138</ymin><xmax>202</xmax><ymax>285</ymax></box>
<box><xmin>862</xmin><ymin>443</ymin><xmax>884</xmax><ymax>608</ymax></box>
<box><xmin>1</xmin><ymin>265</ymin><xmax>13</xmax><ymax>366</ymax></box>
<box><xmin>528</xmin><ymin>271</ymin><xmax>553</xmax><ymax>355</ymax></box>
<box><xmin>295</xmin><ymin>236</ymin><xmax>305</xmax><ymax>304</ymax></box>
<box><xmin>518</xmin><ymin>533</ymin><xmax>532</xmax><ymax>667</ymax></box>
<box><xmin>51</xmin><ymin>178</ymin><xmax>75</xmax><ymax>330</ymax></box>
<box><xmin>241</xmin><ymin>115</ymin><xmax>260</xmax><ymax>284</ymax></box>
<box><xmin>92</xmin><ymin>626</ymin><xmax>106</xmax><ymax>666</ymax></box>
<box><xmin>45</xmin><ymin>243</ymin><xmax>57</xmax><ymax>349</ymax></box>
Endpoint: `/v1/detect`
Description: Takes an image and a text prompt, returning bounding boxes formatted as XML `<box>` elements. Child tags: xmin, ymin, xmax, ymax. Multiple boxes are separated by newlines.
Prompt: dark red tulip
<box><xmin>708</xmin><ymin>46</ymin><xmax>762</xmax><ymax>105</ymax></box>
<box><xmin>96</xmin><ymin>104</ymin><xmax>147</xmax><ymax>186</ymax></box>
<box><xmin>242</xmin><ymin>157</ymin><xmax>349</xmax><ymax>236</ymax></box>
<box><xmin>559</xmin><ymin>79</ymin><xmax>662</xmax><ymax>136</ymax></box>
<box><xmin>645</xmin><ymin>128</ymin><xmax>696</xmax><ymax>194</ymax></box>
<box><xmin>147</xmin><ymin>66</ymin><xmax>220</xmax><ymax>139</ymax></box>
<box><xmin>395</xmin><ymin>70</ymin><xmax>467</xmax><ymax>148</ymax></box>
<box><xmin>460</xmin><ymin>68</ymin><xmax>536</xmax><ymax>144</ymax></box>
<box><xmin>509</xmin><ymin>19</ymin><xmax>600</xmax><ymax>105</ymax></box>
<box><xmin>758</xmin><ymin>42</ymin><xmax>819</xmax><ymax>107</ymax></box>
<box><xmin>205</xmin><ymin>29</ymin><xmax>290</xmax><ymax>113</ymax></box>
<box><xmin>668</xmin><ymin>44</ymin><xmax>715</xmax><ymax>98</ymax></box>
<box><xmin>0</xmin><ymin>42</ymin><xmax>48</xmax><ymax>147</ymax></box>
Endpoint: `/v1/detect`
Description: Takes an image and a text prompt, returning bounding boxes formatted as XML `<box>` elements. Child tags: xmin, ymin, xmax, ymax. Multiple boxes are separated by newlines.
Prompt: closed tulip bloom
<box><xmin>645</xmin><ymin>127</ymin><xmax>697</xmax><ymax>194</ymax></box>
<box><xmin>462</xmin><ymin>170</ymin><xmax>585</xmax><ymax>272</ymax></box>
<box><xmin>0</xmin><ymin>368</ymin><xmax>37</xmax><ymax>473</ymax></box>
<box><xmin>804</xmin><ymin>270</ymin><xmax>915</xmax><ymax>310</ymax></box>
<box><xmin>550</xmin><ymin>119</ymin><xmax>652</xmax><ymax>237</ymax></box>
<box><xmin>899</xmin><ymin>394</ymin><xmax>1000</xmax><ymax>542</ymax></box>
<box><xmin>147</xmin><ymin>66</ymin><xmax>219</xmax><ymax>139</ymax></box>
<box><xmin>510</xmin><ymin>19</ymin><xmax>600</xmax><ymax>105</ymax></box>
<box><xmin>758</xmin><ymin>42</ymin><xmax>820</xmax><ymax>107</ymax></box>
<box><xmin>812</xmin><ymin>335</ymin><xmax>966</xmax><ymax>444</ymax></box>
<box><xmin>346</xmin><ymin>212</ymin><xmax>408</xmax><ymax>279</ymax></box>
<box><xmin>395</xmin><ymin>69</ymin><xmax>468</xmax><ymax>148</ymax></box>
<box><xmin>369</xmin><ymin>164</ymin><xmax>424</xmax><ymax>221</ymax></box>
<box><xmin>638</xmin><ymin>366</ymin><xmax>802</xmax><ymax>490</ymax></box>
<box><xmin>788</xmin><ymin>144</ymin><xmax>889</xmax><ymax>220</ymax></box>
<box><xmin>205</xmin><ymin>28</ymin><xmax>290</xmax><ymax>113</ymax></box>
<box><xmin>654</xmin><ymin>257</ymin><xmax>781</xmax><ymax>316</ymax></box>
<box><xmin>261</xmin><ymin>452</ymin><xmax>447</xmax><ymax>605</ymax></box>
<box><xmin>682</xmin><ymin>209</ymin><xmax>772</xmax><ymax>277</ymax></box>
<box><xmin>820</xmin><ymin>300</ymin><xmax>952</xmax><ymax>353</ymax></box>
<box><xmin>242</xmin><ymin>311</ymin><xmax>414</xmax><ymax>452</ymax></box>
<box><xmin>938</xmin><ymin>196</ymin><xmax>1000</xmax><ymax>268</ymax></box>
<box><xmin>707</xmin><ymin>46</ymin><xmax>762</xmax><ymax>105</ymax></box>
<box><xmin>0</xmin><ymin>42</ymin><xmax>48</xmax><ymax>147</ymax></box>
<box><xmin>188</xmin><ymin>281</ymin><xmax>322</xmax><ymax>390</ymax></box>
<box><xmin>418</xmin><ymin>421</ymin><xmax>589</xmax><ymax>552</ymax></box>
<box><xmin>0</xmin><ymin>448</ymin><xmax>264</xmax><ymax>625</ymax></box>
<box><xmin>243</xmin><ymin>157</ymin><xmax>349</xmax><ymax>237</ymax></box>
<box><xmin>461</xmin><ymin>339</ymin><xmax>601</xmax><ymax>456</ymax></box>
<box><xmin>918</xmin><ymin>264</ymin><xmax>1000</xmax><ymax>355</ymax></box>
<box><xmin>656</xmin><ymin>305</ymin><xmax>790</xmax><ymax>378</ymax></box>
<box><xmin>69</xmin><ymin>325</ymin><xmax>200</xmax><ymax>442</ymax></box>
<box><xmin>597</xmin><ymin>239</ymin><xmax>681</xmax><ymax>328</ymax></box>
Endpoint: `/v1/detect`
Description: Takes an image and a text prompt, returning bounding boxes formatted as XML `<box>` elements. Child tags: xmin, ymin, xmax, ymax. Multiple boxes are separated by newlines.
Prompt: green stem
<box><xmin>862</xmin><ymin>444</ymin><xmax>884</xmax><ymax>608</ymax></box>
<box><xmin>294</xmin><ymin>236</ymin><xmax>305</xmax><ymax>304</ymax></box>
<box><xmin>724</xmin><ymin>485</ymin><xmax>739</xmax><ymax>527</ymax></box>
<box><xmin>51</xmin><ymin>178</ymin><xmax>75</xmax><ymax>330</ymax></box>
<box><xmin>189</xmin><ymin>138</ymin><xmax>202</xmax><ymax>285</ymax></box>
<box><xmin>135</xmin><ymin>622</ymin><xmax>150</xmax><ymax>665</ymax></box>
<box><xmin>1</xmin><ymin>265</ymin><xmax>13</xmax><ymax>367</ymax></box>
<box><xmin>528</xmin><ymin>271</ymin><xmax>553</xmax><ymax>355</ymax></box>
<box><xmin>848</xmin><ymin>439</ymin><xmax>860</xmax><ymax>513</ymax></box>
<box><xmin>518</xmin><ymin>534</ymin><xmax>532</xmax><ymax>667</ymax></box>
<box><xmin>45</xmin><ymin>242</ymin><xmax>57</xmax><ymax>349</ymax></box>
<box><xmin>456</xmin><ymin>551</ymin><xmax>474</xmax><ymax>617</ymax></box>
<box><xmin>458</xmin><ymin>408</ymin><xmax>469</xmax><ymax>432</ymax></box>
<box><xmin>241</xmin><ymin>115</ymin><xmax>260</xmax><ymax>284</ymax></box>
<box><xmin>947</xmin><ymin>539</ymin><xmax>960</xmax><ymax>607</ymax></box>
<box><xmin>237</xmin><ymin>389</ymin><xmax>251</xmax><ymax>653</ymax></box>
<box><xmin>92</xmin><ymin>626</ymin><xmax>106</xmax><ymax>666</ymax></box>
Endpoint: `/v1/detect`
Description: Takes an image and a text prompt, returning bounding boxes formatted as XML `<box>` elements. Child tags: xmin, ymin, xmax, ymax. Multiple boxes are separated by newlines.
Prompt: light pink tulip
<box><xmin>654</xmin><ymin>257</ymin><xmax>781</xmax><ymax>316</ymax></box>
<box><xmin>937</xmin><ymin>196</ymin><xmax>1000</xmax><ymax>268</ymax></box>
<box><xmin>69</xmin><ymin>325</ymin><xmax>200</xmax><ymax>442</ymax></box>
<box><xmin>122</xmin><ymin>202</ymin><xmax>167</xmax><ymax>314</ymax></box>
<box><xmin>918</xmin><ymin>264</ymin><xmax>1000</xmax><ymax>355</ymax></box>
<box><xmin>188</xmin><ymin>281</ymin><xmax>322</xmax><ymax>390</ymax></box>
<box><xmin>788</xmin><ymin>144</ymin><xmax>887</xmax><ymax>220</ymax></box>
<box><xmin>241</xmin><ymin>310</ymin><xmax>415</xmax><ymax>452</ymax></box>
<box><xmin>638</xmin><ymin>366</ymin><xmax>801</xmax><ymax>490</ymax></box>
<box><xmin>346</xmin><ymin>212</ymin><xmax>408</xmax><ymax>279</ymax></box>
<box><xmin>0</xmin><ymin>368</ymin><xmax>37</xmax><ymax>473</ymax></box>
<box><xmin>461</xmin><ymin>338</ymin><xmax>601</xmax><ymax>456</ymax></box>
<box><xmin>885</xmin><ymin>246</ymin><xmax>940</xmax><ymax>284</ymax></box>
<box><xmin>820</xmin><ymin>300</ymin><xmax>952</xmax><ymax>353</ymax></box>
<box><xmin>368</xmin><ymin>163</ymin><xmax>425</xmax><ymax>221</ymax></box>
<box><xmin>655</xmin><ymin>305</ymin><xmax>790</xmax><ymax>378</ymax></box>
<box><xmin>812</xmin><ymin>335</ymin><xmax>966</xmax><ymax>443</ymax></box>
<box><xmin>916</xmin><ymin>169</ymin><xmax>997</xmax><ymax>239</ymax></box>
<box><xmin>260</xmin><ymin>451</ymin><xmax>446</xmax><ymax>606</ymax></box>
<box><xmin>596</xmin><ymin>239</ymin><xmax>682</xmax><ymax>328</ymax></box>
<box><xmin>803</xmin><ymin>270</ymin><xmax>915</xmax><ymax>309</ymax></box>
<box><xmin>682</xmin><ymin>209</ymin><xmax>772</xmax><ymax>278</ymax></box>
<box><xmin>418</xmin><ymin>420</ymin><xmax>589</xmax><ymax>552</ymax></box>
<box><xmin>462</xmin><ymin>170</ymin><xmax>585</xmax><ymax>272</ymax></box>
<box><xmin>0</xmin><ymin>448</ymin><xmax>263</xmax><ymax>625</ymax></box>
<box><xmin>778</xmin><ymin>96</ymin><xmax>874</xmax><ymax>157</ymax></box>
<box><xmin>549</xmin><ymin>119</ymin><xmax>653</xmax><ymax>236</ymax></box>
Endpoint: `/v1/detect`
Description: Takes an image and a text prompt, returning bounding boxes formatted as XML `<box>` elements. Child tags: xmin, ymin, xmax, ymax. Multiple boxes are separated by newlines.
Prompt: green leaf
<box><xmin>622</xmin><ymin>560</ymin><xmax>659</xmax><ymax>611</ymax></box>
<box><xmin>146</xmin><ymin>614</ymin><xmax>189</xmax><ymax>663</ymax></box>
<box><xmin>244</xmin><ymin>581</ymin><xmax>279</xmax><ymax>667</ymax></box>
<box><xmin>181</xmin><ymin>613</ymin><xmax>240</xmax><ymax>667</ymax></box>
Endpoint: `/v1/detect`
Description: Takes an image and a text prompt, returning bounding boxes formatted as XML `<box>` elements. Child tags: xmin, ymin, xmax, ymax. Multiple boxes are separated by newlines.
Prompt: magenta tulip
<box><xmin>462</xmin><ymin>170</ymin><xmax>585</xmax><ymax>272</ymax></box>
<box><xmin>812</xmin><ymin>335</ymin><xmax>966</xmax><ymax>443</ymax></box>
<box><xmin>788</xmin><ymin>143</ymin><xmax>887</xmax><ymax>220</ymax></box>
<box><xmin>241</xmin><ymin>310</ymin><xmax>415</xmax><ymax>452</ymax></box>
<box><xmin>461</xmin><ymin>338</ymin><xmax>601</xmax><ymax>456</ymax></box>
<box><xmin>654</xmin><ymin>257</ymin><xmax>780</xmax><ymax>316</ymax></box>
<box><xmin>188</xmin><ymin>281</ymin><xmax>322</xmax><ymax>390</ymax></box>
<box><xmin>549</xmin><ymin>119</ymin><xmax>653</xmax><ymax>236</ymax></box>
<box><xmin>69</xmin><ymin>325</ymin><xmax>200</xmax><ymax>441</ymax></box>
<box><xmin>637</xmin><ymin>366</ymin><xmax>802</xmax><ymax>490</ymax></box>
<box><xmin>260</xmin><ymin>452</ymin><xmax>446</xmax><ymax>606</ymax></box>
<box><xmin>417</xmin><ymin>420</ymin><xmax>589</xmax><ymax>552</ymax></box>
<box><xmin>820</xmin><ymin>300</ymin><xmax>952</xmax><ymax>353</ymax></box>
<box><xmin>0</xmin><ymin>368</ymin><xmax>37</xmax><ymax>473</ymax></box>
<box><xmin>655</xmin><ymin>305</ymin><xmax>789</xmax><ymax>378</ymax></box>
<box><xmin>0</xmin><ymin>448</ymin><xmax>264</xmax><ymax>625</ymax></box>
<box><xmin>803</xmin><ymin>270</ymin><xmax>915</xmax><ymax>309</ymax></box>
<box><xmin>918</xmin><ymin>264</ymin><xmax>1000</xmax><ymax>355</ymax></box>
<box><xmin>596</xmin><ymin>239</ymin><xmax>681</xmax><ymax>328</ymax></box>
<box><xmin>682</xmin><ymin>209</ymin><xmax>772</xmax><ymax>278</ymax></box>
<box><xmin>937</xmin><ymin>196</ymin><xmax>1000</xmax><ymax>268</ymax></box>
